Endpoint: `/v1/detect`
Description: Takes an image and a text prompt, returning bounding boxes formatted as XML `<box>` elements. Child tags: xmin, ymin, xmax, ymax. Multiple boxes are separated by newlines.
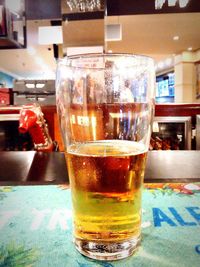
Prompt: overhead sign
<box><xmin>155</xmin><ymin>0</ymin><xmax>190</xmax><ymax>10</ymax></box>
<box><xmin>107</xmin><ymin>0</ymin><xmax>200</xmax><ymax>16</ymax></box>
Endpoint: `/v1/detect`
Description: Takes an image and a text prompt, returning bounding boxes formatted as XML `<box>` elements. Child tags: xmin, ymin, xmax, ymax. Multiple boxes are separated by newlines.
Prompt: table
<box><xmin>0</xmin><ymin>182</ymin><xmax>200</xmax><ymax>266</ymax></box>
<box><xmin>0</xmin><ymin>151</ymin><xmax>200</xmax><ymax>185</ymax></box>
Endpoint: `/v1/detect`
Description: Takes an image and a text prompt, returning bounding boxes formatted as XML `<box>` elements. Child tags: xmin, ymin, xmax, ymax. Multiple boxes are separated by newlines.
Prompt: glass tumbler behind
<box><xmin>56</xmin><ymin>54</ymin><xmax>155</xmax><ymax>261</ymax></box>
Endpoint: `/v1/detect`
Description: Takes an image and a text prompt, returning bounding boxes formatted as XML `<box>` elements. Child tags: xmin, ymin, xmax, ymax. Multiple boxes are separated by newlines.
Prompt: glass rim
<box><xmin>57</xmin><ymin>52</ymin><xmax>155</xmax><ymax>66</ymax></box>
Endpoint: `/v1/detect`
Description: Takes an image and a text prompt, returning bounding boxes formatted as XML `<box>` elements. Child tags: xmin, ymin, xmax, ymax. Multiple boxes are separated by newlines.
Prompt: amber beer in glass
<box><xmin>56</xmin><ymin>54</ymin><xmax>155</xmax><ymax>260</ymax></box>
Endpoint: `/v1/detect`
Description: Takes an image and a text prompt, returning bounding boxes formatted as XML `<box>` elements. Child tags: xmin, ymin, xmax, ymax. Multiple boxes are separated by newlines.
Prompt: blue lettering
<box><xmin>186</xmin><ymin>207</ymin><xmax>200</xmax><ymax>224</ymax></box>
<box><xmin>195</xmin><ymin>245</ymin><xmax>200</xmax><ymax>254</ymax></box>
<box><xmin>152</xmin><ymin>208</ymin><xmax>177</xmax><ymax>227</ymax></box>
<box><xmin>168</xmin><ymin>207</ymin><xmax>197</xmax><ymax>226</ymax></box>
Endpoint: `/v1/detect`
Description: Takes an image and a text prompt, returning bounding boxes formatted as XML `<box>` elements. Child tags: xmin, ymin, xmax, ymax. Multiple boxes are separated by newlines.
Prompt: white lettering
<box><xmin>77</xmin><ymin>116</ymin><xmax>89</xmax><ymax>126</ymax></box>
<box><xmin>47</xmin><ymin>209</ymin><xmax>72</xmax><ymax>231</ymax></box>
<box><xmin>155</xmin><ymin>0</ymin><xmax>190</xmax><ymax>9</ymax></box>
<box><xmin>155</xmin><ymin>0</ymin><xmax>165</xmax><ymax>9</ymax></box>
<box><xmin>31</xmin><ymin>209</ymin><xmax>50</xmax><ymax>230</ymax></box>
<box><xmin>70</xmin><ymin>115</ymin><xmax>76</xmax><ymax>124</ymax></box>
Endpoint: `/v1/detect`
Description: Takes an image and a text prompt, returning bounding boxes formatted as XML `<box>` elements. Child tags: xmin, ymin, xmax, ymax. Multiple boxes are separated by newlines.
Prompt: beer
<box><xmin>67</xmin><ymin>140</ymin><xmax>147</xmax><ymax>242</ymax></box>
<box><xmin>56</xmin><ymin>53</ymin><xmax>155</xmax><ymax>260</ymax></box>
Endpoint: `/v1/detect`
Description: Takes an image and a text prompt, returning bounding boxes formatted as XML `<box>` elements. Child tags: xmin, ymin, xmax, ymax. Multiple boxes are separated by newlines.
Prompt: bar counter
<box><xmin>0</xmin><ymin>150</ymin><xmax>200</xmax><ymax>185</ymax></box>
<box><xmin>0</xmin><ymin>151</ymin><xmax>200</xmax><ymax>266</ymax></box>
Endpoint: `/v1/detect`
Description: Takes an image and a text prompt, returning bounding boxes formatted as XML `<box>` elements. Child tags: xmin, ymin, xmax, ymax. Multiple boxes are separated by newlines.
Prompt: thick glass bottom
<box><xmin>74</xmin><ymin>236</ymin><xmax>141</xmax><ymax>261</ymax></box>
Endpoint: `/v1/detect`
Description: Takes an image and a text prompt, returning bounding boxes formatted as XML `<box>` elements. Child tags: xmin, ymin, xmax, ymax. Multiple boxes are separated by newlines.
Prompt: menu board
<box><xmin>156</xmin><ymin>73</ymin><xmax>175</xmax><ymax>103</ymax></box>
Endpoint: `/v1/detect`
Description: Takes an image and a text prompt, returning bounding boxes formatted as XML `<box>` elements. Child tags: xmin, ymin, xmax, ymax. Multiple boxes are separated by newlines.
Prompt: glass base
<box><xmin>74</xmin><ymin>236</ymin><xmax>141</xmax><ymax>261</ymax></box>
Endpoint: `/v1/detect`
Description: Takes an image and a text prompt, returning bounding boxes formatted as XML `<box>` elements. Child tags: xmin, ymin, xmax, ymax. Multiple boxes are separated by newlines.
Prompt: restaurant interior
<box><xmin>0</xmin><ymin>1</ymin><xmax>200</xmax><ymax>266</ymax></box>
<box><xmin>0</xmin><ymin>0</ymin><xmax>200</xmax><ymax>180</ymax></box>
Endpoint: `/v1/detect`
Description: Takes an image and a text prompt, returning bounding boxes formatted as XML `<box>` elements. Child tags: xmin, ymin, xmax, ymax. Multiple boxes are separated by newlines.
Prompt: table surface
<box><xmin>0</xmin><ymin>151</ymin><xmax>200</xmax><ymax>185</ymax></box>
<box><xmin>0</xmin><ymin>182</ymin><xmax>200</xmax><ymax>267</ymax></box>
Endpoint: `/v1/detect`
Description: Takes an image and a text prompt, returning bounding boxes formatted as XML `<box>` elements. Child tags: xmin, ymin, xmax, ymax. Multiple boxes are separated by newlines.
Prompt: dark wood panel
<box><xmin>25</xmin><ymin>0</ymin><xmax>61</xmax><ymax>20</ymax></box>
<box><xmin>62</xmin><ymin>11</ymin><xmax>104</xmax><ymax>21</ymax></box>
<box><xmin>155</xmin><ymin>103</ymin><xmax>200</xmax><ymax>116</ymax></box>
<box><xmin>0</xmin><ymin>151</ymin><xmax>68</xmax><ymax>185</ymax></box>
<box><xmin>107</xmin><ymin>0</ymin><xmax>200</xmax><ymax>16</ymax></box>
<box><xmin>25</xmin><ymin>0</ymin><xmax>200</xmax><ymax>20</ymax></box>
<box><xmin>0</xmin><ymin>151</ymin><xmax>199</xmax><ymax>185</ymax></box>
<box><xmin>0</xmin><ymin>151</ymin><xmax>35</xmax><ymax>183</ymax></box>
<box><xmin>155</xmin><ymin>104</ymin><xmax>200</xmax><ymax>126</ymax></box>
<box><xmin>27</xmin><ymin>152</ymin><xmax>68</xmax><ymax>183</ymax></box>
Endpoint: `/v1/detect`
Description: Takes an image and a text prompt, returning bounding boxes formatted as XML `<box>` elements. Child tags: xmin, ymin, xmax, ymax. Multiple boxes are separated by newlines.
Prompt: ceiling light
<box><xmin>108</xmin><ymin>50</ymin><xmax>113</xmax><ymax>53</ymax></box>
<box><xmin>25</xmin><ymin>83</ymin><xmax>35</xmax><ymax>89</ymax></box>
<box><xmin>36</xmin><ymin>83</ymin><xmax>45</xmax><ymax>89</ymax></box>
<box><xmin>165</xmin><ymin>57</ymin><xmax>173</xmax><ymax>66</ymax></box>
<box><xmin>187</xmin><ymin>47</ymin><xmax>193</xmax><ymax>51</ymax></box>
<box><xmin>173</xmin><ymin>36</ymin><xmax>179</xmax><ymax>41</ymax></box>
<box><xmin>38</xmin><ymin>97</ymin><xmax>46</xmax><ymax>102</ymax></box>
<box><xmin>157</xmin><ymin>61</ymin><xmax>164</xmax><ymax>69</ymax></box>
<box><xmin>66</xmin><ymin>0</ymin><xmax>103</xmax><ymax>12</ymax></box>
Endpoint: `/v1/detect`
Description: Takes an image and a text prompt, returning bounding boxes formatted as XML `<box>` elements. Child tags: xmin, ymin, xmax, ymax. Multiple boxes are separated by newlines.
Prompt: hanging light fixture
<box><xmin>66</xmin><ymin>0</ymin><xmax>103</xmax><ymax>12</ymax></box>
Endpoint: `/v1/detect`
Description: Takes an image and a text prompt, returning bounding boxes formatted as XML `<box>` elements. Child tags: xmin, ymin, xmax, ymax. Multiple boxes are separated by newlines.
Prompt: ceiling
<box><xmin>106</xmin><ymin>12</ymin><xmax>200</xmax><ymax>56</ymax></box>
<box><xmin>62</xmin><ymin>19</ymin><xmax>104</xmax><ymax>48</ymax></box>
<box><xmin>0</xmin><ymin>20</ymin><xmax>57</xmax><ymax>80</ymax></box>
<box><xmin>0</xmin><ymin>12</ymin><xmax>200</xmax><ymax>80</ymax></box>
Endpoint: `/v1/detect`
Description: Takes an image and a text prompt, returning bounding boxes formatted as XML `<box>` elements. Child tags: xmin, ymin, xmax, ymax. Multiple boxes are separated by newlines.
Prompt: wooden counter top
<box><xmin>0</xmin><ymin>150</ymin><xmax>199</xmax><ymax>185</ymax></box>
<box><xmin>0</xmin><ymin>151</ymin><xmax>68</xmax><ymax>185</ymax></box>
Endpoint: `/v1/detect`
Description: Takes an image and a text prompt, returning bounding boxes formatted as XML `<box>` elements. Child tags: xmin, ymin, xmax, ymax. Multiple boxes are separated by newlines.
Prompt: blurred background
<box><xmin>0</xmin><ymin>0</ymin><xmax>200</xmax><ymax>152</ymax></box>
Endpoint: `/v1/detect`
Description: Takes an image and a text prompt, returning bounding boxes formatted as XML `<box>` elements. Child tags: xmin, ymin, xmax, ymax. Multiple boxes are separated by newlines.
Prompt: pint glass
<box><xmin>56</xmin><ymin>54</ymin><xmax>155</xmax><ymax>260</ymax></box>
